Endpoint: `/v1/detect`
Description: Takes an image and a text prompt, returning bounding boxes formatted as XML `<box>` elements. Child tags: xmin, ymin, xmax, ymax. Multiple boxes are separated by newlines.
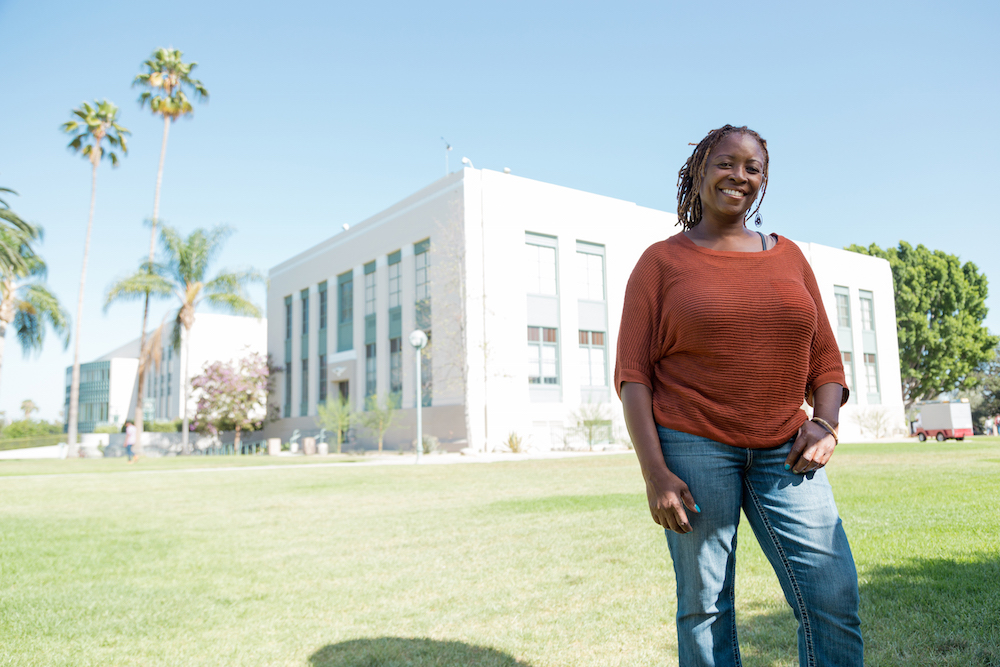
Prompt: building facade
<box><xmin>65</xmin><ymin>313</ymin><xmax>267</xmax><ymax>433</ymax></box>
<box><xmin>266</xmin><ymin>168</ymin><xmax>904</xmax><ymax>449</ymax></box>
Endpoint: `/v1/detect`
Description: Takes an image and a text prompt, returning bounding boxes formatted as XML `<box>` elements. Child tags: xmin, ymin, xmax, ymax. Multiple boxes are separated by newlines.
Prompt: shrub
<box><xmin>504</xmin><ymin>431</ymin><xmax>524</xmax><ymax>453</ymax></box>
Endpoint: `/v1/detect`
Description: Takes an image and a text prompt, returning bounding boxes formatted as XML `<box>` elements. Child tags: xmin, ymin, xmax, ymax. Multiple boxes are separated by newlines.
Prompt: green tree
<box><xmin>130</xmin><ymin>48</ymin><xmax>209</xmax><ymax>441</ymax></box>
<box><xmin>961</xmin><ymin>346</ymin><xmax>1000</xmax><ymax>434</ymax></box>
<box><xmin>20</xmin><ymin>399</ymin><xmax>38</xmax><ymax>420</ymax></box>
<box><xmin>359</xmin><ymin>395</ymin><xmax>396</xmax><ymax>453</ymax></box>
<box><xmin>316</xmin><ymin>397</ymin><xmax>354</xmax><ymax>454</ymax></box>
<box><xmin>61</xmin><ymin>100</ymin><xmax>130</xmax><ymax>455</ymax></box>
<box><xmin>104</xmin><ymin>224</ymin><xmax>263</xmax><ymax>453</ymax></box>
<box><xmin>0</xmin><ymin>189</ymin><xmax>69</xmax><ymax>392</ymax></box>
<box><xmin>847</xmin><ymin>241</ymin><xmax>999</xmax><ymax>410</ymax></box>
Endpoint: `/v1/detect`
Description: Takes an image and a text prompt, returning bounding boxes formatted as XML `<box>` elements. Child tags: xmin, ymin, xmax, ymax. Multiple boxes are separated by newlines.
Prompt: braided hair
<box><xmin>676</xmin><ymin>125</ymin><xmax>769</xmax><ymax>231</ymax></box>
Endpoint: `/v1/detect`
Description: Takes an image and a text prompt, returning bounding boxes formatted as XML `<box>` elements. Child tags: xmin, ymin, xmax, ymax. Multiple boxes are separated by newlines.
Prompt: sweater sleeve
<box><xmin>614</xmin><ymin>246</ymin><xmax>662</xmax><ymax>399</ymax></box>
<box><xmin>801</xmin><ymin>257</ymin><xmax>850</xmax><ymax>407</ymax></box>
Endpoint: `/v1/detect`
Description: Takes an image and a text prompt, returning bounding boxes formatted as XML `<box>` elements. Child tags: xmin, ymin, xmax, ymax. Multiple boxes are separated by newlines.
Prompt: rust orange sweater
<box><xmin>614</xmin><ymin>233</ymin><xmax>847</xmax><ymax>448</ymax></box>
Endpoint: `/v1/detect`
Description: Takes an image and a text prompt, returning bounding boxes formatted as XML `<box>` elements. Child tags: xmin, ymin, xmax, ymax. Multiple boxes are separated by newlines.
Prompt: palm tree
<box><xmin>0</xmin><ymin>188</ymin><xmax>69</xmax><ymax>392</ymax></box>
<box><xmin>105</xmin><ymin>224</ymin><xmax>262</xmax><ymax>452</ymax></box>
<box><xmin>61</xmin><ymin>99</ymin><xmax>130</xmax><ymax>455</ymax></box>
<box><xmin>131</xmin><ymin>49</ymin><xmax>208</xmax><ymax>439</ymax></box>
<box><xmin>0</xmin><ymin>187</ymin><xmax>43</xmax><ymax>277</ymax></box>
<box><xmin>20</xmin><ymin>399</ymin><xmax>39</xmax><ymax>420</ymax></box>
<box><xmin>0</xmin><ymin>230</ymin><xmax>70</xmax><ymax>394</ymax></box>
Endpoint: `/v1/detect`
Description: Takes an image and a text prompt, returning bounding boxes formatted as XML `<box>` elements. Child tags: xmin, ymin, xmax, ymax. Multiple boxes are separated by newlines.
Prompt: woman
<box><xmin>615</xmin><ymin>125</ymin><xmax>863</xmax><ymax>666</ymax></box>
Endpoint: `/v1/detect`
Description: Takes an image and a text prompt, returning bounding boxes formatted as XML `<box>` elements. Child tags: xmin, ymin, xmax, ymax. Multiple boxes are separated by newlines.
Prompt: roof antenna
<box><xmin>441</xmin><ymin>137</ymin><xmax>452</xmax><ymax>175</ymax></box>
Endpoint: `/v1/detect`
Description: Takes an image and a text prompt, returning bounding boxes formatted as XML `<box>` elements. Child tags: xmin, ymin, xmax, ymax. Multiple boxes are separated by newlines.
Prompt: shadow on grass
<box><xmin>737</xmin><ymin>555</ymin><xmax>1000</xmax><ymax>666</ymax></box>
<box><xmin>309</xmin><ymin>637</ymin><xmax>533</xmax><ymax>667</ymax></box>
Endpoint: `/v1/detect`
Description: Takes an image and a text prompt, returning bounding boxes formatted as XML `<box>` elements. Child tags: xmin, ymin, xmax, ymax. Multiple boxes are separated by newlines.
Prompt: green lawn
<box><xmin>1</xmin><ymin>439</ymin><xmax>997</xmax><ymax>667</ymax></box>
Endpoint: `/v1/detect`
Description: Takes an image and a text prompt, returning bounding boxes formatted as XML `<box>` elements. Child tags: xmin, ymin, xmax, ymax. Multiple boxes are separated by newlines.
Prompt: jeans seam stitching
<box><xmin>744</xmin><ymin>478</ymin><xmax>816</xmax><ymax>667</ymax></box>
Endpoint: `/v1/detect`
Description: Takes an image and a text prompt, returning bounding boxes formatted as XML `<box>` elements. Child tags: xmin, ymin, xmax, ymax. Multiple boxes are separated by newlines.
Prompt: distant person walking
<box><xmin>616</xmin><ymin>125</ymin><xmax>862</xmax><ymax>666</ymax></box>
<box><xmin>124</xmin><ymin>420</ymin><xmax>137</xmax><ymax>463</ymax></box>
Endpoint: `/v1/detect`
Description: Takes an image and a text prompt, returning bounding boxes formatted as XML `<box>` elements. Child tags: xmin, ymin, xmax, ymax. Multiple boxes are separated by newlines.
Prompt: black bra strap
<box><xmin>757</xmin><ymin>230</ymin><xmax>768</xmax><ymax>251</ymax></box>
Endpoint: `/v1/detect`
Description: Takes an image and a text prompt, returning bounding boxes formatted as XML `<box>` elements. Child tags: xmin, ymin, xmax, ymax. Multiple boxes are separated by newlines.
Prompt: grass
<box><xmin>0</xmin><ymin>439</ymin><xmax>997</xmax><ymax>666</ymax></box>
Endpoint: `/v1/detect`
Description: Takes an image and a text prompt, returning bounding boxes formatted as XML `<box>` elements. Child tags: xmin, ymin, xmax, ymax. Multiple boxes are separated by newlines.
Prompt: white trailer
<box><xmin>913</xmin><ymin>401</ymin><xmax>974</xmax><ymax>442</ymax></box>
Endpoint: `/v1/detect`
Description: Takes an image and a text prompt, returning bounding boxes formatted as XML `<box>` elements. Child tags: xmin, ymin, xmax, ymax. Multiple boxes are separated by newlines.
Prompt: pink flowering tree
<box><xmin>190</xmin><ymin>351</ymin><xmax>269</xmax><ymax>448</ymax></box>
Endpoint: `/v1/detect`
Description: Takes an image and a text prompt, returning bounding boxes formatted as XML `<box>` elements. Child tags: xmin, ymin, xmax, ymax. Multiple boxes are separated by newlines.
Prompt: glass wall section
<box><xmin>365</xmin><ymin>343</ymin><xmax>376</xmax><ymax>401</ymax></box>
<box><xmin>300</xmin><ymin>358</ymin><xmax>309</xmax><ymax>416</ymax></box>
<box><xmin>283</xmin><ymin>295</ymin><xmax>292</xmax><ymax>417</ymax></box>
<box><xmin>337</xmin><ymin>270</ymin><xmax>353</xmax><ymax>352</ymax></box>
<box><xmin>318</xmin><ymin>281</ymin><xmax>328</xmax><ymax>404</ymax></box>
<box><xmin>414</xmin><ymin>239</ymin><xmax>431</xmax><ymax>405</ymax></box>
<box><xmin>388</xmin><ymin>250</ymin><xmax>402</xmax><ymax>407</ymax></box>
<box><xmin>527</xmin><ymin>327</ymin><xmax>559</xmax><ymax>385</ymax></box>
<box><xmin>389</xmin><ymin>337</ymin><xmax>402</xmax><ymax>407</ymax></box>
<box><xmin>578</xmin><ymin>330</ymin><xmax>607</xmax><ymax>386</ymax></box>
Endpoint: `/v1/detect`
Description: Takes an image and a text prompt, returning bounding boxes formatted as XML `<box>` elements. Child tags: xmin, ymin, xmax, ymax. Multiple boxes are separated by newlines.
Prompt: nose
<box><xmin>730</xmin><ymin>165</ymin><xmax>748</xmax><ymax>183</ymax></box>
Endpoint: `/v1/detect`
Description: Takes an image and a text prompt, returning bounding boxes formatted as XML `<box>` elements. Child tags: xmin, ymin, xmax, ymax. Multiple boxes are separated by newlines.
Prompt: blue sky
<box><xmin>1</xmin><ymin>0</ymin><xmax>997</xmax><ymax>420</ymax></box>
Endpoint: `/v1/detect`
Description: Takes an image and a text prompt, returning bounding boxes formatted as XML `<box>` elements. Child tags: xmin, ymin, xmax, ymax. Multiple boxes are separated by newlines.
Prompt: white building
<box><xmin>266</xmin><ymin>168</ymin><xmax>903</xmax><ymax>449</ymax></box>
<box><xmin>65</xmin><ymin>313</ymin><xmax>267</xmax><ymax>433</ymax></box>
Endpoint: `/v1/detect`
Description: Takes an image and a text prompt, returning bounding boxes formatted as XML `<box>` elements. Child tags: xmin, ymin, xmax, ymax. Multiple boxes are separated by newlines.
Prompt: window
<box><xmin>284</xmin><ymin>362</ymin><xmax>292</xmax><ymax>417</ymax></box>
<box><xmin>301</xmin><ymin>290</ymin><xmax>309</xmax><ymax>334</ymax></box>
<box><xmin>337</xmin><ymin>271</ymin><xmax>353</xmax><ymax>352</ymax></box>
<box><xmin>526</xmin><ymin>243</ymin><xmax>557</xmax><ymax>295</ymax></box>
<box><xmin>285</xmin><ymin>296</ymin><xmax>293</xmax><ymax>340</ymax></box>
<box><xmin>366</xmin><ymin>343</ymin><xmax>376</xmax><ymax>399</ymax></box>
<box><xmin>390</xmin><ymin>337</ymin><xmax>402</xmax><ymax>406</ymax></box>
<box><xmin>318</xmin><ymin>282</ymin><xmax>328</xmax><ymax>330</ymax></box>
<box><xmin>864</xmin><ymin>353</ymin><xmax>879</xmax><ymax>394</ymax></box>
<box><xmin>364</xmin><ymin>263</ymin><xmax>376</xmax><ymax>316</ymax></box>
<box><xmin>364</xmin><ymin>261</ymin><xmax>377</xmax><ymax>348</ymax></box>
<box><xmin>860</xmin><ymin>291</ymin><xmax>875</xmax><ymax>331</ymax></box>
<box><xmin>388</xmin><ymin>252</ymin><xmax>401</xmax><ymax>309</ymax></box>
<box><xmin>420</xmin><ymin>333</ymin><xmax>432</xmax><ymax>407</ymax></box>
<box><xmin>300</xmin><ymin>359</ymin><xmax>309</xmax><ymax>416</ymax></box>
<box><xmin>415</xmin><ymin>242</ymin><xmax>430</xmax><ymax>302</ymax></box>
<box><xmin>577</xmin><ymin>250</ymin><xmax>605</xmax><ymax>301</ymax></box>
<box><xmin>415</xmin><ymin>240</ymin><xmax>430</xmax><ymax>329</ymax></box>
<box><xmin>318</xmin><ymin>354</ymin><xmax>327</xmax><ymax>404</ymax></box>
<box><xmin>835</xmin><ymin>288</ymin><xmax>851</xmax><ymax>328</ymax></box>
<box><xmin>528</xmin><ymin>326</ymin><xmax>559</xmax><ymax>385</ymax></box>
<box><xmin>578</xmin><ymin>330</ymin><xmax>607</xmax><ymax>386</ymax></box>
<box><xmin>338</xmin><ymin>380</ymin><xmax>349</xmax><ymax>403</ymax></box>
<box><xmin>841</xmin><ymin>351</ymin><xmax>854</xmax><ymax>393</ymax></box>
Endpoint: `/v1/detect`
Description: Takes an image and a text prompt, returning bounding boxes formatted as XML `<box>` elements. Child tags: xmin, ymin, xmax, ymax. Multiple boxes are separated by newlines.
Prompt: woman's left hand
<box><xmin>785</xmin><ymin>420</ymin><xmax>836</xmax><ymax>474</ymax></box>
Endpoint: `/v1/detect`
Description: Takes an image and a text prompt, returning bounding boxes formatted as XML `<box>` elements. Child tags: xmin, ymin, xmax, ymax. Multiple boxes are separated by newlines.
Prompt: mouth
<box><xmin>720</xmin><ymin>188</ymin><xmax>746</xmax><ymax>198</ymax></box>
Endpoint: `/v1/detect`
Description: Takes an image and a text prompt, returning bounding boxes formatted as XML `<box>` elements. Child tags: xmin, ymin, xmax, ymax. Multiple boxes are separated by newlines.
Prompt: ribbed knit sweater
<box><xmin>614</xmin><ymin>232</ymin><xmax>847</xmax><ymax>448</ymax></box>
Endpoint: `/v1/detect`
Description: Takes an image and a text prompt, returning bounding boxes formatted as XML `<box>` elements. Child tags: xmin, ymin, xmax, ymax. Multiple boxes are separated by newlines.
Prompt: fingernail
<box><xmin>694</xmin><ymin>504</ymin><xmax>701</xmax><ymax>513</ymax></box>
<box><xmin>784</xmin><ymin>463</ymin><xmax>791</xmax><ymax>470</ymax></box>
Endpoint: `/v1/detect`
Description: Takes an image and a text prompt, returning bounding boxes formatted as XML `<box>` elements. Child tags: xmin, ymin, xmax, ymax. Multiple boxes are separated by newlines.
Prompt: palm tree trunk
<box><xmin>181</xmin><ymin>323</ymin><xmax>191</xmax><ymax>453</ymax></box>
<box><xmin>132</xmin><ymin>116</ymin><xmax>171</xmax><ymax>452</ymax></box>
<box><xmin>67</xmin><ymin>159</ymin><xmax>98</xmax><ymax>457</ymax></box>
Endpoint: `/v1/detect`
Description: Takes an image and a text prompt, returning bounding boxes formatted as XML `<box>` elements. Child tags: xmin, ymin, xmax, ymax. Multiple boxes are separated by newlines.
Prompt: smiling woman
<box><xmin>616</xmin><ymin>124</ymin><xmax>861</xmax><ymax>667</ymax></box>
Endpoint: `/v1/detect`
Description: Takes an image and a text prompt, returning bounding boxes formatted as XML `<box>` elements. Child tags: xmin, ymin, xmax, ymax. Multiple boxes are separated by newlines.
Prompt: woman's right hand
<box><xmin>645</xmin><ymin>469</ymin><xmax>699</xmax><ymax>534</ymax></box>
<box><xmin>620</xmin><ymin>381</ymin><xmax>700</xmax><ymax>534</ymax></box>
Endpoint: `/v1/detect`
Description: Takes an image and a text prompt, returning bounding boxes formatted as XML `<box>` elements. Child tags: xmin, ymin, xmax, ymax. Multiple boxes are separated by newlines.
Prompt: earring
<box><xmin>754</xmin><ymin>212</ymin><xmax>763</xmax><ymax>227</ymax></box>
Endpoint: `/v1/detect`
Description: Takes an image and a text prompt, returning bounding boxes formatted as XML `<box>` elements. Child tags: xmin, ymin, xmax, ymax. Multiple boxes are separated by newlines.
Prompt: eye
<box><xmin>747</xmin><ymin>166</ymin><xmax>760</xmax><ymax>174</ymax></box>
<box><xmin>717</xmin><ymin>162</ymin><xmax>731</xmax><ymax>168</ymax></box>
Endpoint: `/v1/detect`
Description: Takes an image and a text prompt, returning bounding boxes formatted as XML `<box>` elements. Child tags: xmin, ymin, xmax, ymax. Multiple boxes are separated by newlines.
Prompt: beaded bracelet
<box><xmin>810</xmin><ymin>417</ymin><xmax>839</xmax><ymax>444</ymax></box>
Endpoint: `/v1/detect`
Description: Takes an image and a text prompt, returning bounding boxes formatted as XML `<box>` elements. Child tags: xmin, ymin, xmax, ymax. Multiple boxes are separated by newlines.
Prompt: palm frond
<box><xmin>104</xmin><ymin>268</ymin><xmax>174</xmax><ymax>310</ymax></box>
<box><xmin>204</xmin><ymin>292</ymin><xmax>262</xmax><ymax>318</ymax></box>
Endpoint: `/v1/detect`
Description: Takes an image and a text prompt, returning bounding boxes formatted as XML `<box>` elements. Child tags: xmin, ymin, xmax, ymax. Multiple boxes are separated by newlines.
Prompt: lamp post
<box><xmin>409</xmin><ymin>329</ymin><xmax>428</xmax><ymax>463</ymax></box>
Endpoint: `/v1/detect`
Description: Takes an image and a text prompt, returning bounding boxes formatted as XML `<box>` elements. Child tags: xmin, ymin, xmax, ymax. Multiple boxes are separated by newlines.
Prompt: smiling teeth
<box><xmin>722</xmin><ymin>189</ymin><xmax>744</xmax><ymax>197</ymax></box>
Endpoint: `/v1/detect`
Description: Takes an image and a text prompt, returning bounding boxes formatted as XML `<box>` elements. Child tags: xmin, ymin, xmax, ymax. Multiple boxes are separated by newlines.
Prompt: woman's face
<box><xmin>697</xmin><ymin>132</ymin><xmax>765</xmax><ymax>225</ymax></box>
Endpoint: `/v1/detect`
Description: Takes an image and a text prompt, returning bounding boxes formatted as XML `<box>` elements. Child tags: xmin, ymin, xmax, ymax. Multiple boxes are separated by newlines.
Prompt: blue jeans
<box><xmin>657</xmin><ymin>426</ymin><xmax>863</xmax><ymax>667</ymax></box>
